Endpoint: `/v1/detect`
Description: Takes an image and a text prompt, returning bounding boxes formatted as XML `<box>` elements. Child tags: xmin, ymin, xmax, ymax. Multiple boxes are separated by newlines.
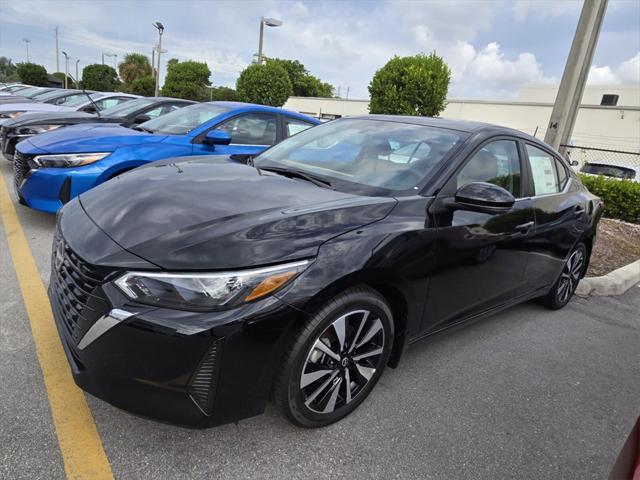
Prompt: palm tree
<box><xmin>118</xmin><ymin>53</ymin><xmax>152</xmax><ymax>84</ymax></box>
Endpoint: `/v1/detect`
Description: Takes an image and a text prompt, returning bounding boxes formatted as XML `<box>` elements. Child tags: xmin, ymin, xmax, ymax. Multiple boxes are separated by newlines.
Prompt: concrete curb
<box><xmin>576</xmin><ymin>259</ymin><xmax>640</xmax><ymax>296</ymax></box>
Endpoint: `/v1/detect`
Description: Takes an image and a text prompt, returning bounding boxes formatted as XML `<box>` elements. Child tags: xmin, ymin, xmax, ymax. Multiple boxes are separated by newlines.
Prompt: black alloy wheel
<box><xmin>274</xmin><ymin>286</ymin><xmax>393</xmax><ymax>427</ymax></box>
<box><xmin>541</xmin><ymin>242</ymin><xmax>587</xmax><ymax>310</ymax></box>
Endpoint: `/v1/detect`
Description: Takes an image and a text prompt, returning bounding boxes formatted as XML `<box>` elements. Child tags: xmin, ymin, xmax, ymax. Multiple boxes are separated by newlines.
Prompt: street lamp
<box><xmin>153</xmin><ymin>21</ymin><xmax>165</xmax><ymax>96</ymax></box>
<box><xmin>75</xmin><ymin>59</ymin><xmax>80</xmax><ymax>87</ymax></box>
<box><xmin>23</xmin><ymin>38</ymin><xmax>31</xmax><ymax>62</ymax></box>
<box><xmin>257</xmin><ymin>17</ymin><xmax>282</xmax><ymax>64</ymax></box>
<box><xmin>113</xmin><ymin>54</ymin><xmax>118</xmax><ymax>72</ymax></box>
<box><xmin>61</xmin><ymin>51</ymin><xmax>70</xmax><ymax>89</ymax></box>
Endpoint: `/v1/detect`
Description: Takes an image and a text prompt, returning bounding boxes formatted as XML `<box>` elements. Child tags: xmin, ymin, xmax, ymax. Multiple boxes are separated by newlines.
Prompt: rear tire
<box><xmin>540</xmin><ymin>242</ymin><xmax>587</xmax><ymax>310</ymax></box>
<box><xmin>273</xmin><ymin>286</ymin><xmax>393</xmax><ymax>428</ymax></box>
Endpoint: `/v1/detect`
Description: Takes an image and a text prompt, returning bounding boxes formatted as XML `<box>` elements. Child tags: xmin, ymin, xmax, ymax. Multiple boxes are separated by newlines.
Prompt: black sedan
<box><xmin>49</xmin><ymin>116</ymin><xmax>602</xmax><ymax>428</ymax></box>
<box><xmin>1</xmin><ymin>97</ymin><xmax>194</xmax><ymax>160</ymax></box>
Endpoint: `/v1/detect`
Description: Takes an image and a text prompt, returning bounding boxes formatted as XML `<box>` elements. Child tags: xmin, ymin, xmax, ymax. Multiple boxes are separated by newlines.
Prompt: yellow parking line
<box><xmin>0</xmin><ymin>175</ymin><xmax>114</xmax><ymax>479</ymax></box>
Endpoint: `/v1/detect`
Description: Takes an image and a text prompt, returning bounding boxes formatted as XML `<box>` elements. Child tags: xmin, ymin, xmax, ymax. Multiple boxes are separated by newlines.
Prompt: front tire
<box><xmin>540</xmin><ymin>242</ymin><xmax>587</xmax><ymax>310</ymax></box>
<box><xmin>273</xmin><ymin>286</ymin><xmax>393</xmax><ymax>427</ymax></box>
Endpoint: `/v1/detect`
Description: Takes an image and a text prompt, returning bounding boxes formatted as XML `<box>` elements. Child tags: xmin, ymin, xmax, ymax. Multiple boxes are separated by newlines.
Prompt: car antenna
<box><xmin>69</xmin><ymin>73</ymin><xmax>101</xmax><ymax>117</ymax></box>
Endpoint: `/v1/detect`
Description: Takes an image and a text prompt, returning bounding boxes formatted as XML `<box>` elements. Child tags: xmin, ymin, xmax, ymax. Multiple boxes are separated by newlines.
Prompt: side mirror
<box><xmin>132</xmin><ymin>114</ymin><xmax>151</xmax><ymax>124</ymax></box>
<box><xmin>203</xmin><ymin>129</ymin><xmax>231</xmax><ymax>146</ymax></box>
<box><xmin>454</xmin><ymin>182</ymin><xmax>515</xmax><ymax>212</ymax></box>
<box><xmin>82</xmin><ymin>105</ymin><xmax>98</xmax><ymax>114</ymax></box>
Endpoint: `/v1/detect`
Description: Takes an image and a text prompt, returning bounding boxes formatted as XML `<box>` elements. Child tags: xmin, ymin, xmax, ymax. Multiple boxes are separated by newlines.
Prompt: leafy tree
<box><xmin>236</xmin><ymin>63</ymin><xmax>292</xmax><ymax>106</ymax></box>
<box><xmin>368</xmin><ymin>52</ymin><xmax>451</xmax><ymax>116</ymax></box>
<box><xmin>209</xmin><ymin>86</ymin><xmax>238</xmax><ymax>101</ymax></box>
<box><xmin>81</xmin><ymin>64</ymin><xmax>120</xmax><ymax>91</ymax></box>
<box><xmin>15</xmin><ymin>62</ymin><xmax>48</xmax><ymax>86</ymax></box>
<box><xmin>265</xmin><ymin>58</ymin><xmax>333</xmax><ymax>97</ymax></box>
<box><xmin>161</xmin><ymin>59</ymin><xmax>211</xmax><ymax>101</ymax></box>
<box><xmin>52</xmin><ymin>71</ymin><xmax>76</xmax><ymax>88</ymax></box>
<box><xmin>119</xmin><ymin>53</ymin><xmax>153</xmax><ymax>84</ymax></box>
<box><xmin>129</xmin><ymin>75</ymin><xmax>155</xmax><ymax>96</ymax></box>
<box><xmin>0</xmin><ymin>56</ymin><xmax>18</xmax><ymax>82</ymax></box>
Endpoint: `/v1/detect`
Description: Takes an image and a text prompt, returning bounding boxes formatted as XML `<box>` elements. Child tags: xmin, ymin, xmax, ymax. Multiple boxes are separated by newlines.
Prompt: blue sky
<box><xmin>0</xmin><ymin>0</ymin><xmax>638</xmax><ymax>99</ymax></box>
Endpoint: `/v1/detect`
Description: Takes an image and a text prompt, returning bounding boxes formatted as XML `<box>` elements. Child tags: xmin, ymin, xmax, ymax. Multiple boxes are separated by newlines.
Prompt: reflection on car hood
<box><xmin>6</xmin><ymin>111</ymin><xmax>102</xmax><ymax>127</ymax></box>
<box><xmin>19</xmin><ymin>123</ymin><xmax>167</xmax><ymax>154</ymax></box>
<box><xmin>79</xmin><ymin>157</ymin><xmax>397</xmax><ymax>270</ymax></box>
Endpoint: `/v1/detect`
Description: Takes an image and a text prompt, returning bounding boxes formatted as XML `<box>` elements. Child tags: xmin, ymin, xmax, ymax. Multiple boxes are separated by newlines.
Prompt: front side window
<box><xmin>526</xmin><ymin>144</ymin><xmax>564</xmax><ymax>195</ymax></box>
<box><xmin>214</xmin><ymin>113</ymin><xmax>278</xmax><ymax>145</ymax></box>
<box><xmin>456</xmin><ymin>140</ymin><xmax>522</xmax><ymax>196</ymax></box>
<box><xmin>100</xmin><ymin>98</ymin><xmax>155</xmax><ymax>117</ymax></box>
<box><xmin>256</xmin><ymin>118</ymin><xmax>464</xmax><ymax>193</ymax></box>
<box><xmin>60</xmin><ymin>92</ymin><xmax>102</xmax><ymax>107</ymax></box>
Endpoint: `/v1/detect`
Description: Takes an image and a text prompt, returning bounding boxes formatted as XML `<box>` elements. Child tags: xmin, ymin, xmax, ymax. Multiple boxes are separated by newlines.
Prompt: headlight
<box><xmin>21</xmin><ymin>124</ymin><xmax>63</xmax><ymax>135</ymax></box>
<box><xmin>32</xmin><ymin>152</ymin><xmax>110</xmax><ymax>168</ymax></box>
<box><xmin>114</xmin><ymin>260</ymin><xmax>311</xmax><ymax>311</ymax></box>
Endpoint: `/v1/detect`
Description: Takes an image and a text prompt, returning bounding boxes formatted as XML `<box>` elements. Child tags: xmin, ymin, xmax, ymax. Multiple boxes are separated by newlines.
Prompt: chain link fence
<box><xmin>561</xmin><ymin>144</ymin><xmax>640</xmax><ymax>177</ymax></box>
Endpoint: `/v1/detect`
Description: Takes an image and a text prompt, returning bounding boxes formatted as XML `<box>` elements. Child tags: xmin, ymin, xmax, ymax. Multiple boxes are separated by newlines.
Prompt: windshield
<box><xmin>101</xmin><ymin>98</ymin><xmax>155</xmax><ymax>117</ymax></box>
<box><xmin>255</xmin><ymin>118</ymin><xmax>465</xmax><ymax>193</ymax></box>
<box><xmin>580</xmin><ymin>163</ymin><xmax>636</xmax><ymax>180</ymax></box>
<box><xmin>36</xmin><ymin>90</ymin><xmax>77</xmax><ymax>101</ymax></box>
<box><xmin>60</xmin><ymin>92</ymin><xmax>101</xmax><ymax>107</ymax></box>
<box><xmin>138</xmin><ymin>103</ymin><xmax>231</xmax><ymax>135</ymax></box>
<box><xmin>18</xmin><ymin>87</ymin><xmax>45</xmax><ymax>98</ymax></box>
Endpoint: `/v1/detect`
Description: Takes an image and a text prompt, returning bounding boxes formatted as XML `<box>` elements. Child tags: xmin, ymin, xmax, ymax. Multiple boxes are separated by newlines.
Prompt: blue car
<box><xmin>13</xmin><ymin>102</ymin><xmax>320</xmax><ymax>213</ymax></box>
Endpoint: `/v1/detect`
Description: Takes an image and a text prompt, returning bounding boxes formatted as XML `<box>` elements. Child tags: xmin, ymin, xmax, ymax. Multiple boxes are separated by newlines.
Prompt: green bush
<box><xmin>129</xmin><ymin>75</ymin><xmax>155</xmax><ymax>96</ymax></box>
<box><xmin>236</xmin><ymin>63</ymin><xmax>292</xmax><ymax>106</ymax></box>
<box><xmin>161</xmin><ymin>59</ymin><xmax>211</xmax><ymax>101</ymax></box>
<box><xmin>579</xmin><ymin>173</ymin><xmax>640</xmax><ymax>223</ymax></box>
<box><xmin>208</xmin><ymin>86</ymin><xmax>238</xmax><ymax>101</ymax></box>
<box><xmin>368</xmin><ymin>52</ymin><xmax>451</xmax><ymax>116</ymax></box>
<box><xmin>16</xmin><ymin>62</ymin><xmax>49</xmax><ymax>86</ymax></box>
<box><xmin>81</xmin><ymin>64</ymin><xmax>120</xmax><ymax>91</ymax></box>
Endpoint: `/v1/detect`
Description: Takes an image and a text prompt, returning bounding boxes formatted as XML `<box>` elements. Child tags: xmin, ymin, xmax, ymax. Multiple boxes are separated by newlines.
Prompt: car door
<box><xmin>192</xmin><ymin>112</ymin><xmax>278</xmax><ymax>161</ymax></box>
<box><xmin>424</xmin><ymin>138</ymin><xmax>536</xmax><ymax>332</ymax></box>
<box><xmin>520</xmin><ymin>143</ymin><xmax>588</xmax><ymax>291</ymax></box>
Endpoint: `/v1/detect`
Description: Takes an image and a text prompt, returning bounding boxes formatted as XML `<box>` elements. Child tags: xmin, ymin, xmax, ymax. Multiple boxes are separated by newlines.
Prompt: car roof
<box><xmin>146</xmin><ymin>96</ymin><xmax>196</xmax><ymax>103</ymax></box>
<box><xmin>206</xmin><ymin>101</ymin><xmax>320</xmax><ymax>121</ymax></box>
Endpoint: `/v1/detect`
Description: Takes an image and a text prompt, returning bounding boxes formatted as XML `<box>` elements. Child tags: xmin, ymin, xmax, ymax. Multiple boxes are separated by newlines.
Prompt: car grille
<box><xmin>13</xmin><ymin>151</ymin><xmax>33</xmax><ymax>191</ymax></box>
<box><xmin>50</xmin><ymin>234</ymin><xmax>113</xmax><ymax>346</ymax></box>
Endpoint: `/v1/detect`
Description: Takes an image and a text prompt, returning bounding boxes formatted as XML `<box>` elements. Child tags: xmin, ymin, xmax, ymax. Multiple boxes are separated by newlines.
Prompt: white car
<box><xmin>580</xmin><ymin>160</ymin><xmax>639</xmax><ymax>183</ymax></box>
<box><xmin>0</xmin><ymin>92</ymin><xmax>139</xmax><ymax>122</ymax></box>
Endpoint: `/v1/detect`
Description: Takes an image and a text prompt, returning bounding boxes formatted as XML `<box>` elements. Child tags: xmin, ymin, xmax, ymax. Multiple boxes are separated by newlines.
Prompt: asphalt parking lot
<box><xmin>1</xmin><ymin>157</ymin><xmax>639</xmax><ymax>480</ymax></box>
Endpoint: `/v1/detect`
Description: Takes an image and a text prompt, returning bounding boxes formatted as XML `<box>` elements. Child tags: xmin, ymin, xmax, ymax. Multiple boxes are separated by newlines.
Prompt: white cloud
<box><xmin>588</xmin><ymin>52</ymin><xmax>640</xmax><ymax>84</ymax></box>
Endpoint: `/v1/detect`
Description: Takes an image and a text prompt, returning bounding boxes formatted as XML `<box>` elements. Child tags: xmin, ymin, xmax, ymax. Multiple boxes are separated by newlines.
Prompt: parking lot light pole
<box><xmin>544</xmin><ymin>0</ymin><xmax>609</xmax><ymax>155</ymax></box>
<box><xmin>153</xmin><ymin>22</ymin><xmax>165</xmax><ymax>97</ymax></box>
<box><xmin>75</xmin><ymin>59</ymin><xmax>80</xmax><ymax>87</ymax></box>
<box><xmin>23</xmin><ymin>38</ymin><xmax>31</xmax><ymax>62</ymax></box>
<box><xmin>62</xmin><ymin>51</ymin><xmax>70</xmax><ymax>89</ymax></box>
<box><xmin>257</xmin><ymin>17</ymin><xmax>282</xmax><ymax>64</ymax></box>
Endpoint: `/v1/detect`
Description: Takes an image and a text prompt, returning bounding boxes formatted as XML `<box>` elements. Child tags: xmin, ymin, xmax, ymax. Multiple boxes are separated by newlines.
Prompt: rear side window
<box><xmin>285</xmin><ymin>118</ymin><xmax>314</xmax><ymax>137</ymax></box>
<box><xmin>456</xmin><ymin>140</ymin><xmax>522</xmax><ymax>196</ymax></box>
<box><xmin>526</xmin><ymin>144</ymin><xmax>566</xmax><ymax>195</ymax></box>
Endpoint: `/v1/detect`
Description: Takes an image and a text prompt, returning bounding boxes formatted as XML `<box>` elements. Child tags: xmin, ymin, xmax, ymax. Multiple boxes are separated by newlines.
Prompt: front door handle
<box><xmin>514</xmin><ymin>221</ymin><xmax>534</xmax><ymax>233</ymax></box>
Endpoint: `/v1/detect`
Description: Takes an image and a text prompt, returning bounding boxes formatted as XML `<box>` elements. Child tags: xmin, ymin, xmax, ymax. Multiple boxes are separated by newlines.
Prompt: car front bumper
<box><xmin>48</xmin><ymin>206</ymin><xmax>308</xmax><ymax>427</ymax></box>
<box><xmin>14</xmin><ymin>151</ymin><xmax>106</xmax><ymax>213</ymax></box>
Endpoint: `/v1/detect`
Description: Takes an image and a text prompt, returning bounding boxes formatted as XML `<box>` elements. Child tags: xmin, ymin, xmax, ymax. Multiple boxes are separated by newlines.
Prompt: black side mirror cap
<box><xmin>133</xmin><ymin>114</ymin><xmax>151</xmax><ymax>124</ymax></box>
<box><xmin>453</xmin><ymin>182</ymin><xmax>515</xmax><ymax>212</ymax></box>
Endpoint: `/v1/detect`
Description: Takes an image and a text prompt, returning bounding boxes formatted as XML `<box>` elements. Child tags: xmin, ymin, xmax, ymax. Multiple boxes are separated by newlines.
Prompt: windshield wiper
<box><xmin>259</xmin><ymin>166</ymin><xmax>333</xmax><ymax>189</ymax></box>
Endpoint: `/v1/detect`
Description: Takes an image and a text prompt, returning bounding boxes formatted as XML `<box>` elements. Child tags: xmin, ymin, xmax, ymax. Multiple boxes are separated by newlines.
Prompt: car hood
<box><xmin>0</xmin><ymin>102</ymin><xmax>72</xmax><ymax>113</ymax></box>
<box><xmin>7</xmin><ymin>111</ymin><xmax>105</xmax><ymax>127</ymax></box>
<box><xmin>79</xmin><ymin>157</ymin><xmax>397</xmax><ymax>270</ymax></box>
<box><xmin>21</xmin><ymin>123</ymin><xmax>167</xmax><ymax>154</ymax></box>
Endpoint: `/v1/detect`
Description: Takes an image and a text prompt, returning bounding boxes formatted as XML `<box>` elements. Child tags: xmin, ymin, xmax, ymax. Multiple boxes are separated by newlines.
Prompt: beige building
<box><xmin>284</xmin><ymin>85</ymin><xmax>640</xmax><ymax>160</ymax></box>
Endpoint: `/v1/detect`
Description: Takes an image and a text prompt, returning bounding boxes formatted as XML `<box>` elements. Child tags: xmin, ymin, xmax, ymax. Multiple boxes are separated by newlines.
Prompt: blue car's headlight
<box><xmin>32</xmin><ymin>152</ymin><xmax>111</xmax><ymax>168</ymax></box>
<box><xmin>114</xmin><ymin>260</ymin><xmax>311</xmax><ymax>311</ymax></box>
